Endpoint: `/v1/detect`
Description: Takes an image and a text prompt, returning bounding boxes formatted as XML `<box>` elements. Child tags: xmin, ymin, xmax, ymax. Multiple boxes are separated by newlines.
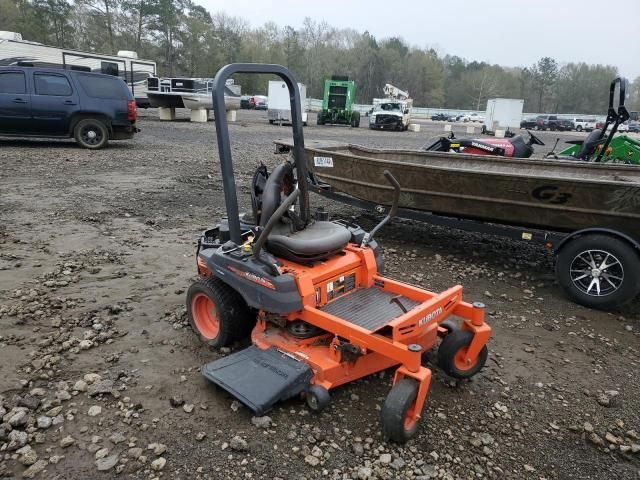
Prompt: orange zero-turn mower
<box><xmin>186</xmin><ymin>63</ymin><xmax>492</xmax><ymax>443</ymax></box>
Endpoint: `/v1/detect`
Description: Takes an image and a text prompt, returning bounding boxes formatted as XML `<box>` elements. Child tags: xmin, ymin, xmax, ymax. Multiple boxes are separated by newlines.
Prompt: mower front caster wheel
<box><xmin>438</xmin><ymin>330</ymin><xmax>488</xmax><ymax>380</ymax></box>
<box><xmin>306</xmin><ymin>385</ymin><xmax>330</xmax><ymax>412</ymax></box>
<box><xmin>381</xmin><ymin>378</ymin><xmax>421</xmax><ymax>443</ymax></box>
<box><xmin>186</xmin><ymin>277</ymin><xmax>255</xmax><ymax>348</ymax></box>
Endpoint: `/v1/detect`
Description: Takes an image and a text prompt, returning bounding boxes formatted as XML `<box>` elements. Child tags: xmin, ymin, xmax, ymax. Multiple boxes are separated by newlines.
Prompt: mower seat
<box><xmin>267</xmin><ymin>221</ymin><xmax>351</xmax><ymax>263</ymax></box>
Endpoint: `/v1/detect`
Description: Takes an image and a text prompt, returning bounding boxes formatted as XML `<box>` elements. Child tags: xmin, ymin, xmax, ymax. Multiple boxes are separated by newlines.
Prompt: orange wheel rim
<box><xmin>453</xmin><ymin>346</ymin><xmax>475</xmax><ymax>371</ymax></box>
<box><xmin>192</xmin><ymin>293</ymin><xmax>219</xmax><ymax>339</ymax></box>
<box><xmin>403</xmin><ymin>403</ymin><xmax>419</xmax><ymax>431</ymax></box>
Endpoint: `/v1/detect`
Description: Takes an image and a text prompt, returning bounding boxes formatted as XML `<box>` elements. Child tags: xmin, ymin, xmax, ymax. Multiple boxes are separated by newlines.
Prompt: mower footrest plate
<box><xmin>202</xmin><ymin>346</ymin><xmax>313</xmax><ymax>415</ymax></box>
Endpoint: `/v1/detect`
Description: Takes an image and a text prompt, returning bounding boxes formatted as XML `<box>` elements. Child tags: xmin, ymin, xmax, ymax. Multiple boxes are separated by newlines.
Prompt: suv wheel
<box><xmin>74</xmin><ymin>119</ymin><xmax>109</xmax><ymax>149</ymax></box>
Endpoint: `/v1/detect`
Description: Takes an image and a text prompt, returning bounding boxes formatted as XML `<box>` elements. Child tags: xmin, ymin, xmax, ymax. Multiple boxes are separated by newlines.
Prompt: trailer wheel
<box><xmin>306</xmin><ymin>385</ymin><xmax>330</xmax><ymax>412</ymax></box>
<box><xmin>555</xmin><ymin>234</ymin><xmax>640</xmax><ymax>310</ymax></box>
<box><xmin>438</xmin><ymin>330</ymin><xmax>488</xmax><ymax>379</ymax></box>
<box><xmin>186</xmin><ymin>277</ymin><xmax>256</xmax><ymax>348</ymax></box>
<box><xmin>351</xmin><ymin>111</ymin><xmax>360</xmax><ymax>128</ymax></box>
<box><xmin>381</xmin><ymin>378</ymin><xmax>421</xmax><ymax>443</ymax></box>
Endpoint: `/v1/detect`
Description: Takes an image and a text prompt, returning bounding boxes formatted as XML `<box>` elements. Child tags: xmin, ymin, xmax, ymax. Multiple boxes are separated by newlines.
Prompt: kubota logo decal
<box><xmin>227</xmin><ymin>266</ymin><xmax>275</xmax><ymax>290</ymax></box>
<box><xmin>418</xmin><ymin>307</ymin><xmax>443</xmax><ymax>326</ymax></box>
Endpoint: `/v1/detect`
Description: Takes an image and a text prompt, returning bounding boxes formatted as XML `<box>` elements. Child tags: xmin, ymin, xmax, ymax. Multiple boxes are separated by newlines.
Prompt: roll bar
<box><xmin>211</xmin><ymin>64</ymin><xmax>309</xmax><ymax>244</ymax></box>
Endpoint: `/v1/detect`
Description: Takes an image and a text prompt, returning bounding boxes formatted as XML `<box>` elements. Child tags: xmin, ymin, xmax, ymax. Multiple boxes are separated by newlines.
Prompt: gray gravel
<box><xmin>0</xmin><ymin>109</ymin><xmax>638</xmax><ymax>479</ymax></box>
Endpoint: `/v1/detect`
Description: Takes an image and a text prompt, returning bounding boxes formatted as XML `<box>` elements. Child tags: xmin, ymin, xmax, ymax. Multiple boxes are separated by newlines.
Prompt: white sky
<box><xmin>196</xmin><ymin>0</ymin><xmax>640</xmax><ymax>80</ymax></box>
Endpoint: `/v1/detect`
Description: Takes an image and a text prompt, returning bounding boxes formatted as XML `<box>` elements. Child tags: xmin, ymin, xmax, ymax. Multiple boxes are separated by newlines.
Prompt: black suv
<box><xmin>0</xmin><ymin>66</ymin><xmax>138</xmax><ymax>149</ymax></box>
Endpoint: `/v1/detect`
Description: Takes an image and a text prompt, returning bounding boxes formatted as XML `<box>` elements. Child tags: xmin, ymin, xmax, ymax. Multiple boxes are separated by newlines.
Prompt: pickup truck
<box><xmin>0</xmin><ymin>66</ymin><xmax>137</xmax><ymax>149</ymax></box>
<box><xmin>535</xmin><ymin>115</ymin><xmax>573</xmax><ymax>131</ymax></box>
<box><xmin>571</xmin><ymin>118</ymin><xmax>596</xmax><ymax>132</ymax></box>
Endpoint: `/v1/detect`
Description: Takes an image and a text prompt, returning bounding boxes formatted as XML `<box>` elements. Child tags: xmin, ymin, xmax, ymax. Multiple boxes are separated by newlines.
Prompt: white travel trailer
<box><xmin>0</xmin><ymin>31</ymin><xmax>157</xmax><ymax>107</ymax></box>
<box><xmin>267</xmin><ymin>80</ymin><xmax>308</xmax><ymax>125</ymax></box>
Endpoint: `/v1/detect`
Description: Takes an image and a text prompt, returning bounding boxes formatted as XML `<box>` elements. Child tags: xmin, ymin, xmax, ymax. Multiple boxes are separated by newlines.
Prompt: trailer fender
<box><xmin>553</xmin><ymin>228</ymin><xmax>640</xmax><ymax>254</ymax></box>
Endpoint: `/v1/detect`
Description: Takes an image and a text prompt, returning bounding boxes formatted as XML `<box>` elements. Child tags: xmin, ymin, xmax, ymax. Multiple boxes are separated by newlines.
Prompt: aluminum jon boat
<box><xmin>274</xmin><ymin>139</ymin><xmax>640</xmax><ymax>310</ymax></box>
<box><xmin>281</xmin><ymin>139</ymin><xmax>640</xmax><ymax>237</ymax></box>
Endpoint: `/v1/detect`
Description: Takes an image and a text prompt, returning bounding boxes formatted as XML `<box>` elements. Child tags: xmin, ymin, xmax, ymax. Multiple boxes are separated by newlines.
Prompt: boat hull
<box><xmin>296</xmin><ymin>141</ymin><xmax>640</xmax><ymax>236</ymax></box>
<box><xmin>181</xmin><ymin>94</ymin><xmax>241</xmax><ymax>111</ymax></box>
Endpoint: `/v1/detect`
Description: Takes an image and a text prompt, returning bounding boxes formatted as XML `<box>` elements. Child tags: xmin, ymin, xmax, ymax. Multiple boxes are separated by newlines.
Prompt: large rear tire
<box><xmin>555</xmin><ymin>234</ymin><xmax>640</xmax><ymax>310</ymax></box>
<box><xmin>186</xmin><ymin>277</ymin><xmax>256</xmax><ymax>348</ymax></box>
<box><xmin>350</xmin><ymin>111</ymin><xmax>360</xmax><ymax>128</ymax></box>
<box><xmin>381</xmin><ymin>378</ymin><xmax>421</xmax><ymax>443</ymax></box>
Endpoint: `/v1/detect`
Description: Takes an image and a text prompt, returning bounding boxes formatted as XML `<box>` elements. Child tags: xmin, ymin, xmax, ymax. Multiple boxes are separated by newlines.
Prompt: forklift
<box><xmin>187</xmin><ymin>63</ymin><xmax>491</xmax><ymax>442</ymax></box>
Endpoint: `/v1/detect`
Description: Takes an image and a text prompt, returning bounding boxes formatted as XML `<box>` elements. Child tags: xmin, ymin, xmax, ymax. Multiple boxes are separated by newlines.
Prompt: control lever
<box><xmin>361</xmin><ymin>170</ymin><xmax>401</xmax><ymax>247</ymax></box>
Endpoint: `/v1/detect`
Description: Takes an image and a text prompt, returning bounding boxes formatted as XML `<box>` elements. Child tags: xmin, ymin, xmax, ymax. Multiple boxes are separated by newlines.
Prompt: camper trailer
<box><xmin>267</xmin><ymin>80</ymin><xmax>307</xmax><ymax>125</ymax></box>
<box><xmin>0</xmin><ymin>31</ymin><xmax>156</xmax><ymax>107</ymax></box>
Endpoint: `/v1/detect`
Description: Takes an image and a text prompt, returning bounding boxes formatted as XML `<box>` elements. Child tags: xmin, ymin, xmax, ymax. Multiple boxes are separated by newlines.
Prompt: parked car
<box><xmin>431</xmin><ymin>113</ymin><xmax>448</xmax><ymax>121</ymax></box>
<box><xmin>249</xmin><ymin>95</ymin><xmax>268</xmax><ymax>110</ymax></box>
<box><xmin>571</xmin><ymin>118</ymin><xmax>597</xmax><ymax>132</ymax></box>
<box><xmin>617</xmin><ymin>122</ymin><xmax>629</xmax><ymax>132</ymax></box>
<box><xmin>520</xmin><ymin>117</ymin><xmax>537</xmax><ymax>129</ymax></box>
<box><xmin>240</xmin><ymin>95</ymin><xmax>251</xmax><ymax>109</ymax></box>
<box><xmin>628</xmin><ymin>121</ymin><xmax>640</xmax><ymax>133</ymax></box>
<box><xmin>0</xmin><ymin>66</ymin><xmax>137</xmax><ymax>149</ymax></box>
<box><xmin>461</xmin><ymin>113</ymin><xmax>484</xmax><ymax>123</ymax></box>
<box><xmin>535</xmin><ymin>115</ymin><xmax>573</xmax><ymax>131</ymax></box>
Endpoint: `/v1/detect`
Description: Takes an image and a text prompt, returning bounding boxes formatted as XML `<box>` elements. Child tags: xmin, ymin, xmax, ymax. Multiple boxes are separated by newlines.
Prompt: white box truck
<box><xmin>268</xmin><ymin>80</ymin><xmax>308</xmax><ymax>125</ymax></box>
<box><xmin>483</xmin><ymin>98</ymin><xmax>524</xmax><ymax>134</ymax></box>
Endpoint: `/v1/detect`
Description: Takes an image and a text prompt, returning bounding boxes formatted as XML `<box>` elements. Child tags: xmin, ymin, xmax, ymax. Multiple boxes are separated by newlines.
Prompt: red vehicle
<box><xmin>425</xmin><ymin>131</ymin><xmax>545</xmax><ymax>158</ymax></box>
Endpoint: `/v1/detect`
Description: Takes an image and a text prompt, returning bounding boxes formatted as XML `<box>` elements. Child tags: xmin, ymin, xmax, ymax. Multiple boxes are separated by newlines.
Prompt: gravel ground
<box><xmin>1</xmin><ymin>109</ymin><xmax>639</xmax><ymax>480</ymax></box>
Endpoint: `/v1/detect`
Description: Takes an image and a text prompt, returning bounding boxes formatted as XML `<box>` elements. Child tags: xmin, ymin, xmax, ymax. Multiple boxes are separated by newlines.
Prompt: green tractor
<box><xmin>554</xmin><ymin>77</ymin><xmax>639</xmax><ymax>165</ymax></box>
<box><xmin>316</xmin><ymin>76</ymin><xmax>360</xmax><ymax>127</ymax></box>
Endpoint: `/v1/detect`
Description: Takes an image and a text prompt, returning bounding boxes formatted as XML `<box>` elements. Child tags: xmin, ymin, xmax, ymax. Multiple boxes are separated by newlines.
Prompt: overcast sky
<box><xmin>196</xmin><ymin>0</ymin><xmax>640</xmax><ymax>80</ymax></box>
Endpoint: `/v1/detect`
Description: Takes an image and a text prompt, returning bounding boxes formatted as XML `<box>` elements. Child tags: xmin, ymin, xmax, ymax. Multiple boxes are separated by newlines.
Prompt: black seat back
<box><xmin>509</xmin><ymin>135</ymin><xmax>533</xmax><ymax>158</ymax></box>
<box><xmin>258</xmin><ymin>163</ymin><xmax>294</xmax><ymax>227</ymax></box>
<box><xmin>576</xmin><ymin>128</ymin><xmax>603</xmax><ymax>159</ymax></box>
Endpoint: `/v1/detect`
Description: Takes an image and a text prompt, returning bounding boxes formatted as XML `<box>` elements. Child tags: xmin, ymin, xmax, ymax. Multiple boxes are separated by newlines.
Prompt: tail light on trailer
<box><xmin>128</xmin><ymin>100</ymin><xmax>137</xmax><ymax>121</ymax></box>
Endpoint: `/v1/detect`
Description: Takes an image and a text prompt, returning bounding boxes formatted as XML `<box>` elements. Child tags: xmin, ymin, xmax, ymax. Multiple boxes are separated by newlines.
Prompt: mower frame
<box><xmin>194</xmin><ymin>63</ymin><xmax>491</xmax><ymax>440</ymax></box>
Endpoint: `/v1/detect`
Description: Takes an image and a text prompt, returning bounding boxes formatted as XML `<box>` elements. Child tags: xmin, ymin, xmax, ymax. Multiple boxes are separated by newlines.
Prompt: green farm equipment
<box><xmin>559</xmin><ymin>134</ymin><xmax>640</xmax><ymax>165</ymax></box>
<box><xmin>552</xmin><ymin>77</ymin><xmax>639</xmax><ymax>165</ymax></box>
<box><xmin>316</xmin><ymin>76</ymin><xmax>360</xmax><ymax>127</ymax></box>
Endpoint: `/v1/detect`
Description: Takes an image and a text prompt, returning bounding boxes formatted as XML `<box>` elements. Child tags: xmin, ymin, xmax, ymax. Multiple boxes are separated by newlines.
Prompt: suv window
<box><xmin>0</xmin><ymin>72</ymin><xmax>26</xmax><ymax>94</ymax></box>
<box><xmin>34</xmin><ymin>73</ymin><xmax>72</xmax><ymax>96</ymax></box>
<box><xmin>76</xmin><ymin>74</ymin><xmax>127</xmax><ymax>100</ymax></box>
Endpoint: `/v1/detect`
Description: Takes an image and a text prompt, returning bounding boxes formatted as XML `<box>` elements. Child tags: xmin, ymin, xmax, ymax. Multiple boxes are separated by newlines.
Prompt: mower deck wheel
<box><xmin>306</xmin><ymin>385</ymin><xmax>330</xmax><ymax>412</ymax></box>
<box><xmin>381</xmin><ymin>378</ymin><xmax>421</xmax><ymax>443</ymax></box>
<box><xmin>438</xmin><ymin>329</ymin><xmax>488</xmax><ymax>379</ymax></box>
<box><xmin>186</xmin><ymin>277</ymin><xmax>255</xmax><ymax>348</ymax></box>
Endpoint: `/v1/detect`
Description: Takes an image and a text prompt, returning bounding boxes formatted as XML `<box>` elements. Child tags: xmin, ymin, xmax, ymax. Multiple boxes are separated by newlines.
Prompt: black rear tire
<box><xmin>186</xmin><ymin>277</ymin><xmax>256</xmax><ymax>348</ymax></box>
<box><xmin>351</xmin><ymin>111</ymin><xmax>360</xmax><ymax>128</ymax></box>
<box><xmin>317</xmin><ymin>114</ymin><xmax>325</xmax><ymax>125</ymax></box>
<box><xmin>438</xmin><ymin>330</ymin><xmax>488</xmax><ymax>379</ymax></box>
<box><xmin>555</xmin><ymin>234</ymin><xmax>640</xmax><ymax>310</ymax></box>
<box><xmin>74</xmin><ymin>118</ymin><xmax>109</xmax><ymax>149</ymax></box>
<box><xmin>381</xmin><ymin>378</ymin><xmax>421</xmax><ymax>443</ymax></box>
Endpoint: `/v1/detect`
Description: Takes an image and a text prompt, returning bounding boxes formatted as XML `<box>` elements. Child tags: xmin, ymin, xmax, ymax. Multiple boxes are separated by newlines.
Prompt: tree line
<box><xmin>1</xmin><ymin>0</ymin><xmax>638</xmax><ymax>114</ymax></box>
